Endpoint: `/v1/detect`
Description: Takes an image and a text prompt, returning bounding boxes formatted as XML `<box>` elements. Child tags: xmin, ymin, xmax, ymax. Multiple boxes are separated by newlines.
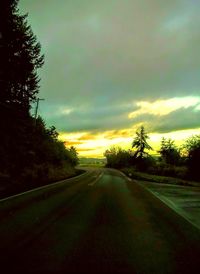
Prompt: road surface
<box><xmin>139</xmin><ymin>181</ymin><xmax>200</xmax><ymax>229</ymax></box>
<box><xmin>0</xmin><ymin>168</ymin><xmax>200</xmax><ymax>273</ymax></box>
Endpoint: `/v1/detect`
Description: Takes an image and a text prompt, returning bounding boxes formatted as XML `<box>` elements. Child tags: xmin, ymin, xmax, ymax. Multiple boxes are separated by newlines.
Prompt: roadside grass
<box><xmin>121</xmin><ymin>167</ymin><xmax>200</xmax><ymax>187</ymax></box>
<box><xmin>78</xmin><ymin>163</ymin><xmax>104</xmax><ymax>168</ymax></box>
<box><xmin>0</xmin><ymin>166</ymin><xmax>85</xmax><ymax>200</ymax></box>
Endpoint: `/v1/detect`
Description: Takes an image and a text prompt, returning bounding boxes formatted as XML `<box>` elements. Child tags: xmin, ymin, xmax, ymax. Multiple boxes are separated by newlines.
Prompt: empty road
<box><xmin>0</xmin><ymin>168</ymin><xmax>200</xmax><ymax>273</ymax></box>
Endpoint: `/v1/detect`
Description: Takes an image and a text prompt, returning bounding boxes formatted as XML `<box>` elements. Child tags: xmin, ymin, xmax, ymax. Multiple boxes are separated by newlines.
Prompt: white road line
<box><xmin>88</xmin><ymin>172</ymin><xmax>103</xmax><ymax>187</ymax></box>
<box><xmin>139</xmin><ymin>183</ymin><xmax>200</xmax><ymax>231</ymax></box>
<box><xmin>117</xmin><ymin>170</ymin><xmax>133</xmax><ymax>182</ymax></box>
<box><xmin>0</xmin><ymin>170</ymin><xmax>89</xmax><ymax>203</ymax></box>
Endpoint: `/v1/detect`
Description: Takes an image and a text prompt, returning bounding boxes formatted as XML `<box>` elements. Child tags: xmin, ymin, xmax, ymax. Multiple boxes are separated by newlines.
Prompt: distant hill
<box><xmin>79</xmin><ymin>158</ymin><xmax>106</xmax><ymax>165</ymax></box>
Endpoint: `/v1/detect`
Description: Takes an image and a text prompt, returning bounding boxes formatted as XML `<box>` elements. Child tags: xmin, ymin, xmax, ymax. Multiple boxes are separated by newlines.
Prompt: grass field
<box><xmin>121</xmin><ymin>168</ymin><xmax>200</xmax><ymax>187</ymax></box>
<box><xmin>78</xmin><ymin>163</ymin><xmax>105</xmax><ymax>168</ymax></box>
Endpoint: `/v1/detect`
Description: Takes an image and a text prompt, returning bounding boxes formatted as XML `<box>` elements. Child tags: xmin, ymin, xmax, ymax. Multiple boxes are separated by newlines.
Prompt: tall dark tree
<box><xmin>0</xmin><ymin>2</ymin><xmax>79</xmax><ymax>197</ymax></box>
<box><xmin>0</xmin><ymin>0</ymin><xmax>44</xmax><ymax>113</ymax></box>
<box><xmin>0</xmin><ymin>0</ymin><xmax>44</xmax><ymax>178</ymax></box>
<box><xmin>183</xmin><ymin>135</ymin><xmax>200</xmax><ymax>180</ymax></box>
<box><xmin>132</xmin><ymin>126</ymin><xmax>152</xmax><ymax>158</ymax></box>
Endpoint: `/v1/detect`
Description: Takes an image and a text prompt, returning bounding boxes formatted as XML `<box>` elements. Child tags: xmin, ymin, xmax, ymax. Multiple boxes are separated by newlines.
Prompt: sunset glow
<box><xmin>59</xmin><ymin>127</ymin><xmax>200</xmax><ymax>158</ymax></box>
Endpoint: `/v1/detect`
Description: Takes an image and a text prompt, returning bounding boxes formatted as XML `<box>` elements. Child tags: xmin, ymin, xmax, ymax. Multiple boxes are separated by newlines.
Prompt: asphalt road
<box><xmin>139</xmin><ymin>181</ymin><xmax>200</xmax><ymax>230</ymax></box>
<box><xmin>0</xmin><ymin>168</ymin><xmax>200</xmax><ymax>274</ymax></box>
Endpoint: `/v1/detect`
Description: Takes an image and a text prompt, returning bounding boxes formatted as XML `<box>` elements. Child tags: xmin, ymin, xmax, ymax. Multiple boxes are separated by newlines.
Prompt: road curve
<box><xmin>0</xmin><ymin>168</ymin><xmax>200</xmax><ymax>274</ymax></box>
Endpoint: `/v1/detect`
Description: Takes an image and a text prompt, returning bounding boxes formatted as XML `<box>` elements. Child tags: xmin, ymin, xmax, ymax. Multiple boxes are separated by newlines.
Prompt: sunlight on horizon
<box><xmin>59</xmin><ymin>127</ymin><xmax>200</xmax><ymax>158</ymax></box>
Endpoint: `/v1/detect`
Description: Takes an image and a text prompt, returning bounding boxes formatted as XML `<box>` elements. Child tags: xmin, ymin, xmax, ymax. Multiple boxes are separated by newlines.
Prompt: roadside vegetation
<box><xmin>79</xmin><ymin>158</ymin><xmax>106</xmax><ymax>168</ymax></box>
<box><xmin>104</xmin><ymin>126</ymin><xmax>200</xmax><ymax>186</ymax></box>
<box><xmin>0</xmin><ymin>1</ymin><xmax>80</xmax><ymax>198</ymax></box>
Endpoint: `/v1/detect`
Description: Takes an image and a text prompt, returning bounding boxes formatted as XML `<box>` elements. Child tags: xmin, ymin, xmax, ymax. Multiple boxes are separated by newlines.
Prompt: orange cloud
<box><xmin>104</xmin><ymin>129</ymin><xmax>134</xmax><ymax>140</ymax></box>
<box><xmin>77</xmin><ymin>147</ymin><xmax>97</xmax><ymax>152</ymax></box>
<box><xmin>77</xmin><ymin>133</ymin><xmax>98</xmax><ymax>141</ymax></box>
<box><xmin>64</xmin><ymin>140</ymin><xmax>83</xmax><ymax>146</ymax></box>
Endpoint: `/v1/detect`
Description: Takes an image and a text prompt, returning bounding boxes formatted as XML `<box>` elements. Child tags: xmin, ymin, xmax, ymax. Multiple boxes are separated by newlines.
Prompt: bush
<box><xmin>104</xmin><ymin>147</ymin><xmax>132</xmax><ymax>168</ymax></box>
<box><xmin>134</xmin><ymin>156</ymin><xmax>156</xmax><ymax>172</ymax></box>
<box><xmin>121</xmin><ymin>167</ymin><xmax>199</xmax><ymax>187</ymax></box>
<box><xmin>146</xmin><ymin>162</ymin><xmax>188</xmax><ymax>179</ymax></box>
<box><xmin>183</xmin><ymin>135</ymin><xmax>200</xmax><ymax>181</ymax></box>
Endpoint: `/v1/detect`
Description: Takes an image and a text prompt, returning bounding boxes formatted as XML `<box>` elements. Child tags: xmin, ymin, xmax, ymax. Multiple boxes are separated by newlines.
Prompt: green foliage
<box><xmin>69</xmin><ymin>146</ymin><xmax>79</xmax><ymax>166</ymax></box>
<box><xmin>0</xmin><ymin>1</ymin><xmax>79</xmax><ymax>197</ymax></box>
<box><xmin>183</xmin><ymin>135</ymin><xmax>200</xmax><ymax>180</ymax></box>
<box><xmin>0</xmin><ymin>113</ymin><xmax>80</xmax><ymax>198</ymax></box>
<box><xmin>104</xmin><ymin>132</ymin><xmax>200</xmax><ymax>182</ymax></box>
<box><xmin>146</xmin><ymin>162</ymin><xmax>188</xmax><ymax>179</ymax></box>
<box><xmin>134</xmin><ymin>155</ymin><xmax>156</xmax><ymax>172</ymax></box>
<box><xmin>104</xmin><ymin>146</ymin><xmax>132</xmax><ymax>168</ymax></box>
<box><xmin>104</xmin><ymin>127</ymin><xmax>155</xmax><ymax>171</ymax></box>
<box><xmin>30</xmin><ymin>116</ymin><xmax>79</xmax><ymax>168</ymax></box>
<box><xmin>122</xmin><ymin>168</ymin><xmax>199</xmax><ymax>187</ymax></box>
<box><xmin>159</xmin><ymin>138</ymin><xmax>181</xmax><ymax>165</ymax></box>
<box><xmin>132</xmin><ymin>126</ymin><xmax>152</xmax><ymax>158</ymax></box>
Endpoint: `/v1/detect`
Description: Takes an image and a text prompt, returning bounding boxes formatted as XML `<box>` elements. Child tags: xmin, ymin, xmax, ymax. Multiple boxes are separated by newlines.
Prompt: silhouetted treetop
<box><xmin>183</xmin><ymin>135</ymin><xmax>200</xmax><ymax>180</ymax></box>
<box><xmin>132</xmin><ymin>126</ymin><xmax>152</xmax><ymax>158</ymax></box>
<box><xmin>159</xmin><ymin>138</ymin><xmax>181</xmax><ymax>165</ymax></box>
<box><xmin>0</xmin><ymin>0</ymin><xmax>44</xmax><ymax>112</ymax></box>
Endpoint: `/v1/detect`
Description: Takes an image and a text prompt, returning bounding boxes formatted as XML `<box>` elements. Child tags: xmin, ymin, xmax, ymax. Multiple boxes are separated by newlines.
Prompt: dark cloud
<box><xmin>128</xmin><ymin>106</ymin><xmax>200</xmax><ymax>133</ymax></box>
<box><xmin>44</xmin><ymin>103</ymin><xmax>136</xmax><ymax>132</ymax></box>
<box><xmin>149</xmin><ymin>108</ymin><xmax>200</xmax><ymax>133</ymax></box>
<box><xmin>19</xmin><ymin>0</ymin><xmax>200</xmax><ymax>135</ymax></box>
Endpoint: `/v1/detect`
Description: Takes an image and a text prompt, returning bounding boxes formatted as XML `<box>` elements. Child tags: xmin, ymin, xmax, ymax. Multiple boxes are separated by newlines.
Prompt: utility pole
<box><xmin>34</xmin><ymin>98</ymin><xmax>44</xmax><ymax>125</ymax></box>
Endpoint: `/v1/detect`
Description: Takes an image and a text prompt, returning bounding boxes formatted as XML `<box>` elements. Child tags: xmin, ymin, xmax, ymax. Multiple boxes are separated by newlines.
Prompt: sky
<box><xmin>19</xmin><ymin>0</ymin><xmax>200</xmax><ymax>157</ymax></box>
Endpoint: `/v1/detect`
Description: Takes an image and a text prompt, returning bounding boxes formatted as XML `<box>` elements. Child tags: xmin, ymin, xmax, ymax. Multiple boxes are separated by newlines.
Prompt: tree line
<box><xmin>104</xmin><ymin>126</ymin><xmax>200</xmax><ymax>182</ymax></box>
<box><xmin>0</xmin><ymin>0</ymin><xmax>79</xmax><ymax>197</ymax></box>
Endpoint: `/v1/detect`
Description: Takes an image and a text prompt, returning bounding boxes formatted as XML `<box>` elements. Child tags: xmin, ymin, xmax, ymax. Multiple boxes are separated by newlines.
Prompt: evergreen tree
<box><xmin>132</xmin><ymin>126</ymin><xmax>152</xmax><ymax>158</ymax></box>
<box><xmin>0</xmin><ymin>0</ymin><xmax>44</xmax><ymax>178</ymax></box>
<box><xmin>0</xmin><ymin>0</ymin><xmax>44</xmax><ymax>113</ymax></box>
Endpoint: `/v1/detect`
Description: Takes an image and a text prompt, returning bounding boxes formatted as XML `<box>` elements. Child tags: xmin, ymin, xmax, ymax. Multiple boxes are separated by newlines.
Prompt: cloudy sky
<box><xmin>19</xmin><ymin>0</ymin><xmax>200</xmax><ymax>157</ymax></box>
